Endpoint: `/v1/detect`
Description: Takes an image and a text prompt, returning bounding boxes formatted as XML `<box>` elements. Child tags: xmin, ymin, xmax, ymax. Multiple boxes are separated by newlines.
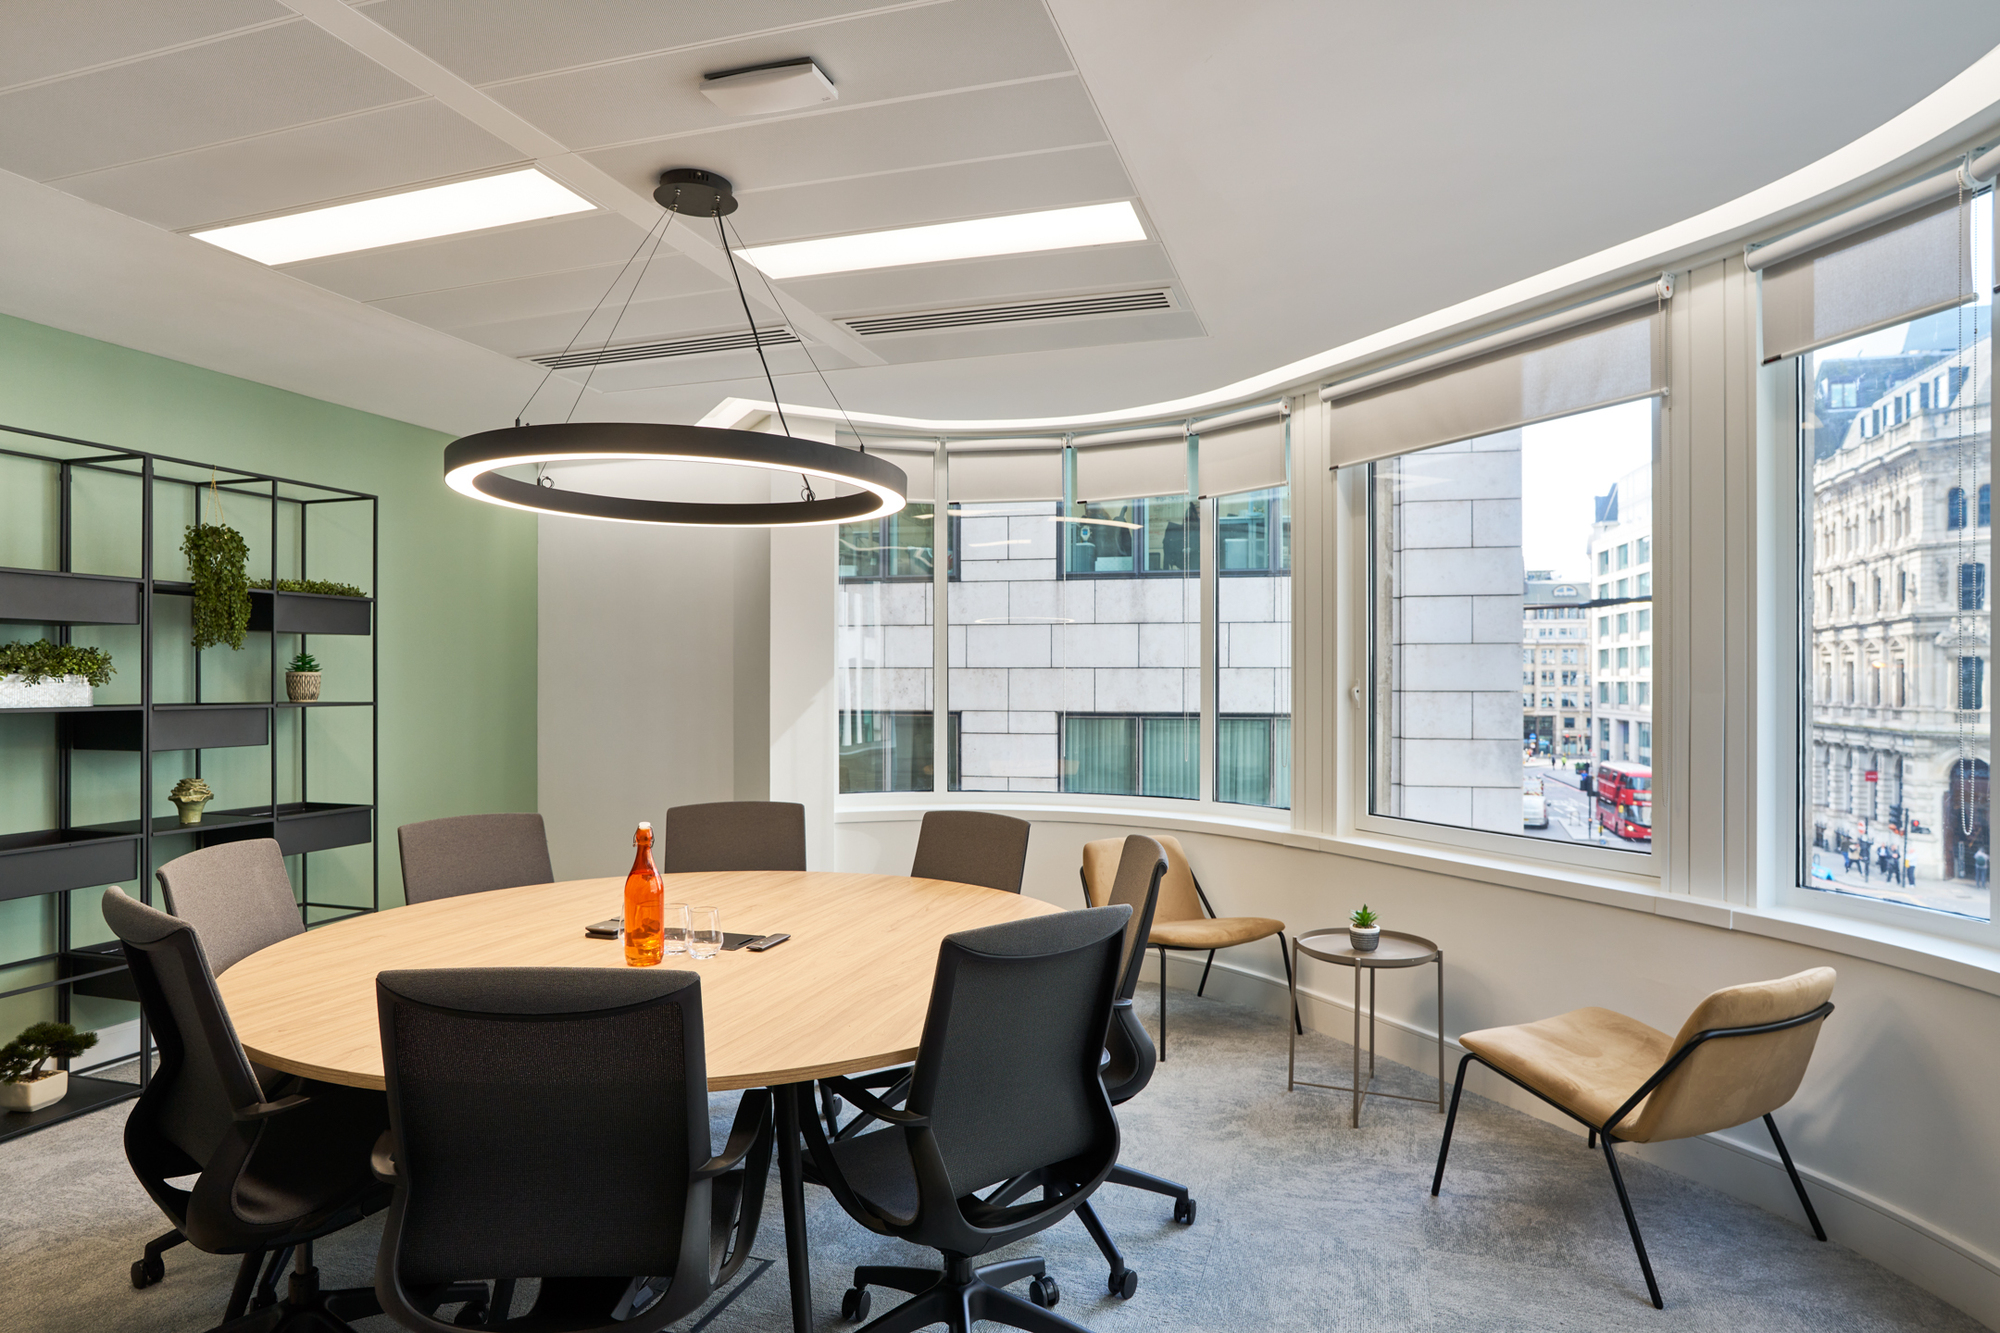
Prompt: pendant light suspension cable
<box><xmin>516</xmin><ymin>207</ymin><xmax>672</xmax><ymax>426</ymax></box>
<box><xmin>568</xmin><ymin>207</ymin><xmax>676</xmax><ymax>422</ymax></box>
<box><xmin>715</xmin><ymin>211</ymin><xmax>814</xmax><ymax>500</ymax></box>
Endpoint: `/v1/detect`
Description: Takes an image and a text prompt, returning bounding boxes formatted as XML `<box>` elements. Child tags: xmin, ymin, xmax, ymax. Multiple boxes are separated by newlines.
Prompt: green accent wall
<box><xmin>0</xmin><ymin>312</ymin><xmax>536</xmax><ymax>1045</ymax></box>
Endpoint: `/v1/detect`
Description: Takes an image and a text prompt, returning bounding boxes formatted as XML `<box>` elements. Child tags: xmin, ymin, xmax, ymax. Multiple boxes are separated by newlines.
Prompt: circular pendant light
<box><xmin>443</xmin><ymin>168</ymin><xmax>905</xmax><ymax>527</ymax></box>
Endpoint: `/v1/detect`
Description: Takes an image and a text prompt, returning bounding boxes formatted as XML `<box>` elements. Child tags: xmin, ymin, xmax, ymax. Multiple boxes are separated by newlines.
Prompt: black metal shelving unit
<box><xmin>0</xmin><ymin>424</ymin><xmax>379</xmax><ymax>1142</ymax></box>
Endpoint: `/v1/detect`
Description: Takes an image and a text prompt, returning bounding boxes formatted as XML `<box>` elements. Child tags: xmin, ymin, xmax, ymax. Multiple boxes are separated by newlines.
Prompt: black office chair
<box><xmin>909</xmin><ymin>811</ymin><xmax>1033</xmax><ymax>894</ymax></box>
<box><xmin>371</xmin><ymin>967</ymin><xmax>773</xmax><ymax>1333</ymax></box>
<box><xmin>661</xmin><ymin>800</ymin><xmax>806</xmax><ymax>873</ymax></box>
<box><xmin>397</xmin><ymin>812</ymin><xmax>556</xmax><ymax>904</ymax></box>
<box><xmin>103</xmin><ymin>886</ymin><xmax>393</xmax><ymax>1331</ymax></box>
<box><xmin>805</xmin><ymin>905</ymin><xmax>1132</xmax><ymax>1333</ymax></box>
<box><xmin>990</xmin><ymin>835</ymin><xmax>1183</xmax><ymax>1300</ymax></box>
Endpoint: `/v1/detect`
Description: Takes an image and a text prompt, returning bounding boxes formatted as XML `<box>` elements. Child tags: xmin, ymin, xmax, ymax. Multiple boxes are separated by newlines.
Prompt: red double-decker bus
<box><xmin>1595</xmin><ymin>763</ymin><xmax>1652</xmax><ymax>842</ymax></box>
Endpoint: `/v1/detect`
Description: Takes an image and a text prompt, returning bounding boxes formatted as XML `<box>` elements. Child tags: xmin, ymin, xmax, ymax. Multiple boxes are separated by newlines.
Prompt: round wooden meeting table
<box><xmin>217</xmin><ymin>870</ymin><xmax>1059</xmax><ymax>1333</ymax></box>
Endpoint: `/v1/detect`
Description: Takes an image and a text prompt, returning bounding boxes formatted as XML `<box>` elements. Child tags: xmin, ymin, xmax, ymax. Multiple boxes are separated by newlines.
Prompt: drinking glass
<box><xmin>661</xmin><ymin>903</ymin><xmax>692</xmax><ymax>956</ymax></box>
<box><xmin>688</xmin><ymin>906</ymin><xmax>722</xmax><ymax>959</ymax></box>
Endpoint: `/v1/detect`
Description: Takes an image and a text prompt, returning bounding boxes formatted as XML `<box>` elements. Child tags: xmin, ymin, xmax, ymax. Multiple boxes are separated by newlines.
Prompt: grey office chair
<box><xmin>805</xmin><ymin>906</ymin><xmax>1131</xmax><ymax>1333</ymax></box>
<box><xmin>371</xmin><ymin>968</ymin><xmax>772</xmax><ymax>1333</ymax></box>
<box><xmin>155</xmin><ymin>838</ymin><xmax>302</xmax><ymax>975</ymax></box>
<box><xmin>909</xmin><ymin>811</ymin><xmax>1032</xmax><ymax>894</ymax></box>
<box><xmin>103</xmin><ymin>887</ymin><xmax>399</xmax><ymax>1332</ymax></box>
<box><xmin>396</xmin><ymin>813</ymin><xmax>554</xmax><ymax>905</ymax></box>
<box><xmin>661</xmin><ymin>801</ymin><xmax>806</xmax><ymax>873</ymax></box>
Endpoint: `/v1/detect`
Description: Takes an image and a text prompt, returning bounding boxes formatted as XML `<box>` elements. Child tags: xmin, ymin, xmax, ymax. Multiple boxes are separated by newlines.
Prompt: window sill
<box><xmin>834</xmin><ymin>798</ymin><xmax>2000</xmax><ymax>998</ymax></box>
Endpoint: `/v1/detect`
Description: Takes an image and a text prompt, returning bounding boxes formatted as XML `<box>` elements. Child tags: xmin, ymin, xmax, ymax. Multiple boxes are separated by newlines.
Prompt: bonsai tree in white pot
<box><xmin>0</xmin><ymin>1021</ymin><xmax>97</xmax><ymax>1113</ymax></box>
<box><xmin>1348</xmin><ymin>904</ymin><xmax>1381</xmax><ymax>952</ymax></box>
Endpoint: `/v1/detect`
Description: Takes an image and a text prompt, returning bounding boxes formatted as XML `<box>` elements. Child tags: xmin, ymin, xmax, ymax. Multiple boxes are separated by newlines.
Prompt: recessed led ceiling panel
<box><xmin>189</xmin><ymin>168</ymin><xmax>596</xmax><ymax>265</ymax></box>
<box><xmin>733</xmin><ymin>201</ymin><xmax>1146</xmax><ymax>279</ymax></box>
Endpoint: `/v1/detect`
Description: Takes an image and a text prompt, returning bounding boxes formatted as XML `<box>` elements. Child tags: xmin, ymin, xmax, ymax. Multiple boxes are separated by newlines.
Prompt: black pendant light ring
<box><xmin>444</xmin><ymin>422</ymin><xmax>906</xmax><ymax>527</ymax></box>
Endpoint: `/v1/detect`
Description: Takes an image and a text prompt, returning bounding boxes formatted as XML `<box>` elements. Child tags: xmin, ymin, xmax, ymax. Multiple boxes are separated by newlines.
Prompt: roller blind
<box><xmin>945</xmin><ymin>446</ymin><xmax>1062</xmax><ymax>502</ymax></box>
<box><xmin>1200</xmin><ymin>415</ymin><xmax>1286</xmax><ymax>495</ymax></box>
<box><xmin>1323</xmin><ymin>295</ymin><xmax>1665</xmax><ymax>467</ymax></box>
<box><xmin>1757</xmin><ymin>189</ymin><xmax>1976</xmax><ymax>363</ymax></box>
<box><xmin>866</xmin><ymin>444</ymin><xmax>934</xmax><ymax>502</ymax></box>
<box><xmin>1075</xmin><ymin>436</ymin><xmax>1185</xmax><ymax>501</ymax></box>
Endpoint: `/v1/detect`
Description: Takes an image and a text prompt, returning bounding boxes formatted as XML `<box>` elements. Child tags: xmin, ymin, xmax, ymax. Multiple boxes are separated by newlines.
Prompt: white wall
<box><xmin>832</xmin><ymin>807</ymin><xmax>2000</xmax><ymax>1330</ymax></box>
<box><xmin>537</xmin><ymin>458</ymin><xmax>769</xmax><ymax>880</ymax></box>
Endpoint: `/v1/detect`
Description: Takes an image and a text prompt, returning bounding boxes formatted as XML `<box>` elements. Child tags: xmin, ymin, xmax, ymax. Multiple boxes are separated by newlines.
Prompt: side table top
<box><xmin>1295</xmin><ymin>927</ymin><xmax>1440</xmax><ymax>967</ymax></box>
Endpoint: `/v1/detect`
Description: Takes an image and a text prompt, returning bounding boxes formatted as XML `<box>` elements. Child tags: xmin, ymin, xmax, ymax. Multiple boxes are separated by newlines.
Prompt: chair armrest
<box><xmin>820</xmin><ymin>1075</ymin><xmax>929</xmax><ymax>1128</ymax></box>
<box><xmin>232</xmin><ymin>1093</ymin><xmax>311</xmax><ymax>1121</ymax></box>
<box><xmin>370</xmin><ymin>1130</ymin><xmax>398</xmax><ymax>1183</ymax></box>
<box><xmin>696</xmin><ymin>1089</ymin><xmax>772</xmax><ymax>1180</ymax></box>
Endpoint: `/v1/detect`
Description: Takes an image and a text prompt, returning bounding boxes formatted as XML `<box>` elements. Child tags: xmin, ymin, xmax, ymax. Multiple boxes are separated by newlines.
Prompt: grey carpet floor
<box><xmin>0</xmin><ymin>983</ymin><xmax>1980</xmax><ymax>1333</ymax></box>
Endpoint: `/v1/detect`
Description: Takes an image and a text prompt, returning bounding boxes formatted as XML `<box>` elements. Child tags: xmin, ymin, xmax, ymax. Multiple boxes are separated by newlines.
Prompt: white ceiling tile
<box><xmin>440</xmin><ymin>289</ymin><xmax>755</xmax><ymax>357</ymax></box>
<box><xmin>729</xmin><ymin>143</ymin><xmax>1132</xmax><ymax>246</ymax></box>
<box><xmin>0</xmin><ymin>22</ymin><xmax>422</xmax><ymax>181</ymax></box>
<box><xmin>364</xmin><ymin>0</ymin><xmax>896</xmax><ymax>86</ymax></box>
<box><xmin>281</xmin><ymin>211</ymin><xmax>658</xmax><ymax>302</ymax></box>
<box><xmin>368</xmin><ymin>252</ymin><xmax>720</xmax><ymax>332</ymax></box>
<box><xmin>54</xmin><ymin>100</ymin><xmax>523</xmax><ymax>230</ymax></box>
<box><xmin>581</xmin><ymin>76</ymin><xmax>1105</xmax><ymax>201</ymax></box>
<box><xmin>784</xmin><ymin>242</ymin><xmax>1180</xmax><ymax>316</ymax></box>
<box><xmin>485</xmin><ymin>0</ymin><xmax>1072</xmax><ymax>152</ymax></box>
<box><xmin>0</xmin><ymin>1</ymin><xmax>289</xmax><ymax>91</ymax></box>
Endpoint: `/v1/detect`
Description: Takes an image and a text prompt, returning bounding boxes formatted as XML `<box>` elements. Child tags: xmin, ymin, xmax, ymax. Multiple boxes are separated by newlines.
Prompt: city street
<box><xmin>1518</xmin><ymin>756</ymin><xmax>1651</xmax><ymax>849</ymax></box>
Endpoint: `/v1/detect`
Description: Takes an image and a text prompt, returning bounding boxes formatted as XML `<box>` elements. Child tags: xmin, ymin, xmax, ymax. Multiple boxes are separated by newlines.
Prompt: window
<box><xmin>1617</xmin><ymin>612</ymin><xmax>1630</xmax><ymax>636</ymax></box>
<box><xmin>1617</xmin><ymin>682</ymin><xmax>1629</xmax><ymax>705</ymax></box>
<box><xmin>1637</xmin><ymin>682</ymin><xmax>1651</xmax><ymax>705</ymax></box>
<box><xmin>1637</xmin><ymin>609</ymin><xmax>1651</xmax><ymax>632</ymax></box>
<box><xmin>1064</xmin><ymin>715</ymin><xmax>1196</xmax><ymax>798</ymax></box>
<box><xmin>1960</xmin><ymin>562</ymin><xmax>1986</xmax><ymax>611</ymax></box>
<box><xmin>1598</xmin><ymin>614</ymin><xmax>1610</xmax><ymax>636</ymax></box>
<box><xmin>1637</xmin><ymin>646</ymin><xmax>1651</xmax><ymax>669</ymax></box>
<box><xmin>1617</xmin><ymin>647</ymin><xmax>1630</xmax><ymax>669</ymax></box>
<box><xmin>1800</xmin><ymin>287</ymin><xmax>1989</xmax><ymax>920</ymax></box>
<box><xmin>839</xmin><ymin>502</ymin><xmax>936</xmax><ymax>793</ymax></box>
<box><xmin>1637</xmin><ymin>722</ymin><xmax>1652</xmax><ymax>762</ymax></box>
<box><xmin>1217</xmin><ymin>483</ymin><xmax>1292</xmax><ymax>808</ymax></box>
<box><xmin>1561</xmin><ymin>648</ymin><xmax>1578</xmax><ymax>664</ymax></box>
<box><xmin>1369</xmin><ymin>398</ymin><xmax>1653</xmax><ymax>851</ymax></box>
<box><xmin>1983</xmin><ymin>483</ymin><xmax>1992</xmax><ymax>527</ymax></box>
<box><xmin>1636</xmin><ymin>572</ymin><xmax>1651</xmax><ymax>596</ymax></box>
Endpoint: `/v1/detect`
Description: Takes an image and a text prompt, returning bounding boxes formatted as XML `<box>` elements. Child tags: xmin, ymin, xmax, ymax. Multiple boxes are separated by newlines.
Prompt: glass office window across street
<box><xmin>837</xmin><ymin>503</ymin><xmax>936</xmax><ymax>793</ymax></box>
<box><xmin>1799</xmin><ymin>204</ymin><xmax>1991</xmax><ymax>921</ymax></box>
<box><xmin>1217</xmin><ymin>485</ymin><xmax>1292</xmax><ymax>808</ymax></box>
<box><xmin>1370</xmin><ymin>399</ymin><xmax>1654</xmax><ymax>851</ymax></box>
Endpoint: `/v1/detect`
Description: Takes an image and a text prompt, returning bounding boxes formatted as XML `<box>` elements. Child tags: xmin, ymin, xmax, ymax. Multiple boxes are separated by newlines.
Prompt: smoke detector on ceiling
<box><xmin>700</xmin><ymin>58</ymin><xmax>837</xmax><ymax>116</ymax></box>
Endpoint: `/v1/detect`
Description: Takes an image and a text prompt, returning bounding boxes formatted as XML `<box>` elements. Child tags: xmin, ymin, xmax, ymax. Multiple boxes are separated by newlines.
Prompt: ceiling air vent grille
<box><xmin>844</xmin><ymin>289</ymin><xmax>1173</xmax><ymax>337</ymax></box>
<box><xmin>530</xmin><ymin>327</ymin><xmax>798</xmax><ymax>370</ymax></box>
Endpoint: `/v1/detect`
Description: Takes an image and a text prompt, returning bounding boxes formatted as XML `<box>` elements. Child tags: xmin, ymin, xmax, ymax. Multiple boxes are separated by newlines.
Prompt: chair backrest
<box><xmin>1082</xmin><ymin>834</ymin><xmax>1204</xmax><ymax>928</ymax></box>
<box><xmin>375</xmin><ymin>968</ymin><xmax>711</xmax><ymax>1313</ymax></box>
<box><xmin>1621</xmin><ymin>967</ymin><xmax>1837</xmax><ymax>1143</ymax></box>
<box><xmin>102</xmin><ymin>887</ymin><xmax>265</xmax><ymax>1176</ymax></box>
<box><xmin>155</xmin><ymin>839</ymin><xmax>301</xmax><ymax>976</ymax></box>
<box><xmin>397</xmin><ymin>813</ymin><xmax>555</xmax><ymax>905</ymax></box>
<box><xmin>1097</xmin><ymin>838</ymin><xmax>1166</xmax><ymax>1104</ymax></box>
<box><xmin>661</xmin><ymin>801</ymin><xmax>805</xmax><ymax>874</ymax></box>
<box><xmin>909</xmin><ymin>811</ymin><xmax>1032</xmax><ymax>894</ymax></box>
<box><xmin>905</xmin><ymin>906</ymin><xmax>1129</xmax><ymax>1202</ymax></box>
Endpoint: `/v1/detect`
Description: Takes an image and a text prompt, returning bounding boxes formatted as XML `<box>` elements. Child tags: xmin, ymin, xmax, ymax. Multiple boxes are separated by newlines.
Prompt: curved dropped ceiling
<box><xmin>709</xmin><ymin>39</ymin><xmax>2000</xmax><ymax>439</ymax></box>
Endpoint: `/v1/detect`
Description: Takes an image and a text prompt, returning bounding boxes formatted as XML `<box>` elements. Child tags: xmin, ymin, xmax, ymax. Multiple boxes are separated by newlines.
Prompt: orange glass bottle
<box><xmin>624</xmin><ymin>821</ymin><xmax>664</xmax><ymax>967</ymax></box>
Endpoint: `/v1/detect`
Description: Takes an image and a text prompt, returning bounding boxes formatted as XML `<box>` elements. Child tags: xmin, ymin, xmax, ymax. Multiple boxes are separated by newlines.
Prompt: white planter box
<box><xmin>0</xmin><ymin>674</ymin><xmax>91</xmax><ymax>708</ymax></box>
<box><xmin>0</xmin><ymin>1070</ymin><xmax>67</xmax><ymax>1113</ymax></box>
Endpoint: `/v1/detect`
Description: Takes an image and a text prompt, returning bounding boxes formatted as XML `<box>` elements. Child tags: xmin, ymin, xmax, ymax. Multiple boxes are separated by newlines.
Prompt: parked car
<box><xmin>1523</xmin><ymin>778</ymin><xmax>1549</xmax><ymax>829</ymax></box>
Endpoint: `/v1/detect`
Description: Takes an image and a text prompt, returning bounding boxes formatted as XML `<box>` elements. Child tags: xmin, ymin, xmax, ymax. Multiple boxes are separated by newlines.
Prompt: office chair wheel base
<box><xmin>1109</xmin><ymin>1268</ymin><xmax>1138</xmax><ymax>1299</ymax></box>
<box><xmin>131</xmin><ymin>1257</ymin><xmax>164</xmax><ymax>1289</ymax></box>
<box><xmin>1029</xmin><ymin>1275</ymin><xmax>1060</xmax><ymax>1309</ymax></box>
<box><xmin>841</xmin><ymin>1286</ymin><xmax>872</xmax><ymax>1322</ymax></box>
<box><xmin>1173</xmin><ymin>1197</ymin><xmax>1197</xmax><ymax>1225</ymax></box>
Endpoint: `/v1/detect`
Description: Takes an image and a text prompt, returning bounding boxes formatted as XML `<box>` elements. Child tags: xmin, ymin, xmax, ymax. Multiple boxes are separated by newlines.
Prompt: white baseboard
<box><xmin>1152</xmin><ymin>950</ymin><xmax>2000</xmax><ymax>1332</ymax></box>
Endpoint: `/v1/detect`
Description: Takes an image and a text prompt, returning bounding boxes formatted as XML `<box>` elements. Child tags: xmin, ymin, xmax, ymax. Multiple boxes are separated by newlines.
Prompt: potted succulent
<box><xmin>1348</xmin><ymin>905</ymin><xmax>1381</xmax><ymax>952</ymax></box>
<box><xmin>0</xmin><ymin>639</ymin><xmax>115</xmax><ymax>708</ymax></box>
<box><xmin>0</xmin><ymin>1021</ymin><xmax>97</xmax><ymax>1113</ymax></box>
<box><xmin>169</xmin><ymin>776</ymin><xmax>215</xmax><ymax>825</ymax></box>
<box><xmin>286</xmin><ymin>650</ymin><xmax>322</xmax><ymax>702</ymax></box>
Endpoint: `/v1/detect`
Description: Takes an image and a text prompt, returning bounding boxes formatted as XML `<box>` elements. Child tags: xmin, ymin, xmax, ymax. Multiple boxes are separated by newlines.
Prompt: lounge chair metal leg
<box><xmin>1764</xmin><ymin>1114</ymin><xmax>1827</xmax><ymax>1241</ymax></box>
<box><xmin>1278</xmin><ymin>931</ymin><xmax>1303</xmax><ymax>1034</ymax></box>
<box><xmin>1599</xmin><ymin>1136</ymin><xmax>1663</xmax><ymax>1309</ymax></box>
<box><xmin>1196</xmin><ymin>950</ymin><xmax>1215</xmax><ymax>996</ymax></box>
<box><xmin>1431</xmin><ymin>1052</ymin><xmax>1474</xmax><ymax>1196</ymax></box>
<box><xmin>1588</xmin><ymin>1129</ymin><xmax>1597</xmax><ymax>1150</ymax></box>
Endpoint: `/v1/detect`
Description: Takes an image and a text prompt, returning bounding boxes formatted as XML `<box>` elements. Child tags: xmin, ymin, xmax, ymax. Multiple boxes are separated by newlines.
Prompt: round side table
<box><xmin>1289</xmin><ymin>928</ymin><xmax>1444</xmax><ymax>1127</ymax></box>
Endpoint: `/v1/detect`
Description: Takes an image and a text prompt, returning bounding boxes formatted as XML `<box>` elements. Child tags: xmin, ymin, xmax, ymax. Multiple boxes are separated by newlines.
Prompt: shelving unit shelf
<box><xmin>0</xmin><ymin>423</ymin><xmax>378</xmax><ymax>1143</ymax></box>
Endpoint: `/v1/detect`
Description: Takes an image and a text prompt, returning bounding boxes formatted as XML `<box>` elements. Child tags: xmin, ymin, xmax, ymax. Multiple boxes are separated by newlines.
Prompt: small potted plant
<box><xmin>286</xmin><ymin>650</ymin><xmax>322</xmax><ymax>702</ymax></box>
<box><xmin>169</xmin><ymin>776</ymin><xmax>215</xmax><ymax>825</ymax></box>
<box><xmin>0</xmin><ymin>639</ymin><xmax>115</xmax><ymax>708</ymax></box>
<box><xmin>1348</xmin><ymin>905</ymin><xmax>1381</xmax><ymax>952</ymax></box>
<box><xmin>0</xmin><ymin>1021</ymin><xmax>97</xmax><ymax>1113</ymax></box>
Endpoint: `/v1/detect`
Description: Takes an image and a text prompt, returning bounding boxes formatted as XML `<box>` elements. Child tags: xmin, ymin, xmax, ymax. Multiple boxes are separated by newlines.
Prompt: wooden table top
<box><xmin>217</xmin><ymin>871</ymin><xmax>1060</xmax><ymax>1092</ymax></box>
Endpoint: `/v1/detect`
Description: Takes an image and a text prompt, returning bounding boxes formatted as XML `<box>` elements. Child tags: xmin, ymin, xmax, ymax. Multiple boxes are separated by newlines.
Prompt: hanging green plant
<box><xmin>183</xmin><ymin>521</ymin><xmax>251</xmax><ymax>651</ymax></box>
